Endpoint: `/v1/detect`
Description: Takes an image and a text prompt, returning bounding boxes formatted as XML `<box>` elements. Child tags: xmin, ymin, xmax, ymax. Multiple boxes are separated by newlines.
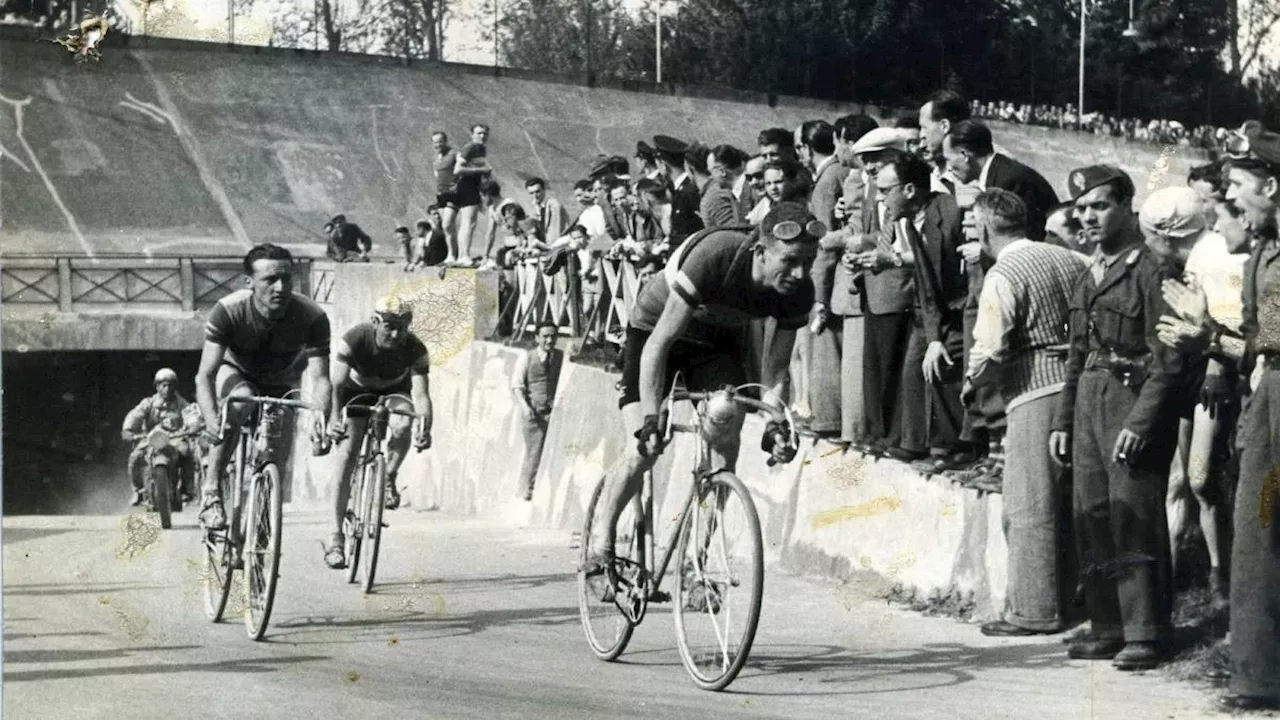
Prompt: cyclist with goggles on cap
<box><xmin>121</xmin><ymin>368</ymin><xmax>196</xmax><ymax>507</ymax></box>
<box><xmin>580</xmin><ymin>201</ymin><xmax>821</xmax><ymax>575</ymax></box>
<box><xmin>321</xmin><ymin>295</ymin><xmax>433</xmax><ymax>569</ymax></box>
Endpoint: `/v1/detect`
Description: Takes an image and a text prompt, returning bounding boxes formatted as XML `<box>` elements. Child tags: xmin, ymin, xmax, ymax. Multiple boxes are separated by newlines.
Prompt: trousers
<box><xmin>1072</xmin><ymin>370</ymin><xmax>1174</xmax><ymax>642</ymax></box>
<box><xmin>519</xmin><ymin>414</ymin><xmax>549</xmax><ymax>498</ymax></box>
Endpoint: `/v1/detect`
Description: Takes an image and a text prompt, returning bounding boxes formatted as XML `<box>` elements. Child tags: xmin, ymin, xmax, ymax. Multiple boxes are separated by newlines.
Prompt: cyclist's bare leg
<box><xmin>457</xmin><ymin>205</ymin><xmax>480</xmax><ymax>260</ymax></box>
<box><xmin>200</xmin><ymin>366</ymin><xmax>253</xmax><ymax>526</ymax></box>
<box><xmin>589</xmin><ymin>403</ymin><xmax>657</xmax><ymax>564</ymax></box>
<box><xmin>438</xmin><ymin>206</ymin><xmax>459</xmax><ymax>261</ymax></box>
<box><xmin>330</xmin><ymin>413</ymin><xmax>369</xmax><ymax>538</ymax></box>
<box><xmin>383</xmin><ymin>397</ymin><xmax>414</xmax><ymax>507</ymax></box>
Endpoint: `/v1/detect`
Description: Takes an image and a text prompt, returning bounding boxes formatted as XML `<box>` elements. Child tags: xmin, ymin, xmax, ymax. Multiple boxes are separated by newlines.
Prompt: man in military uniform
<box><xmin>1048</xmin><ymin>165</ymin><xmax>1184</xmax><ymax>671</ymax></box>
<box><xmin>1157</xmin><ymin>128</ymin><xmax>1280</xmax><ymax>711</ymax></box>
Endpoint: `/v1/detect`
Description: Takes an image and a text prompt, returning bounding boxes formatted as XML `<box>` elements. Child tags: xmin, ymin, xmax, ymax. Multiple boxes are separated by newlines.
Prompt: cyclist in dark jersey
<box><xmin>322</xmin><ymin>296</ymin><xmax>433</xmax><ymax>569</ymax></box>
<box><xmin>582</xmin><ymin>201</ymin><xmax>819</xmax><ymax>573</ymax></box>
<box><xmin>195</xmin><ymin>243</ymin><xmax>333</xmax><ymax>530</ymax></box>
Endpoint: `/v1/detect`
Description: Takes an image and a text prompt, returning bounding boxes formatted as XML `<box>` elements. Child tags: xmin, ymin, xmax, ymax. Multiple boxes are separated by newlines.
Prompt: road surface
<box><xmin>4</xmin><ymin>507</ymin><xmax>1224</xmax><ymax>719</ymax></box>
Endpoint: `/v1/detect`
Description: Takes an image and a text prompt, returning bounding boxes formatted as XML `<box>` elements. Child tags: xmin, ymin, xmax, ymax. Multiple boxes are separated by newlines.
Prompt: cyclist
<box><xmin>121</xmin><ymin>368</ymin><xmax>196</xmax><ymax>506</ymax></box>
<box><xmin>581</xmin><ymin>201</ymin><xmax>816</xmax><ymax>576</ymax></box>
<box><xmin>321</xmin><ymin>295</ymin><xmax>433</xmax><ymax>569</ymax></box>
<box><xmin>195</xmin><ymin>243</ymin><xmax>334</xmax><ymax>531</ymax></box>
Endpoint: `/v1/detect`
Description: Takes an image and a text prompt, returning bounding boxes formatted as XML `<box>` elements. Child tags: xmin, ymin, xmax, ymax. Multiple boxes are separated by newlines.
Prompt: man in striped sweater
<box><xmin>963</xmin><ymin>189</ymin><xmax>1087</xmax><ymax>638</ymax></box>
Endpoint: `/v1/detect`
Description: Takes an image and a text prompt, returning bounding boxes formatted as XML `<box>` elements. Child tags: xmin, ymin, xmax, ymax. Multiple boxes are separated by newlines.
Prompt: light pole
<box><xmin>1078</xmin><ymin>0</ymin><xmax>1140</xmax><ymax>126</ymax></box>
<box><xmin>655</xmin><ymin>2</ymin><xmax>662</xmax><ymax>83</ymax></box>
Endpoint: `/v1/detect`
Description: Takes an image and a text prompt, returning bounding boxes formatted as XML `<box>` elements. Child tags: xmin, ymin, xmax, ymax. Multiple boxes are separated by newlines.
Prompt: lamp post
<box><xmin>655</xmin><ymin>2</ymin><xmax>662</xmax><ymax>83</ymax></box>
<box><xmin>1078</xmin><ymin>0</ymin><xmax>1140</xmax><ymax>126</ymax></box>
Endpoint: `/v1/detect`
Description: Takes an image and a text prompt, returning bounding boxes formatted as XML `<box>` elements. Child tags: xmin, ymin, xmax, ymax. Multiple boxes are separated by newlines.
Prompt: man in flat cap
<box><xmin>1048</xmin><ymin>164</ymin><xmax>1185</xmax><ymax>671</ymax></box>
<box><xmin>654</xmin><ymin>134</ymin><xmax>705</xmax><ymax>247</ymax></box>
<box><xmin>1157</xmin><ymin>127</ymin><xmax>1280</xmax><ymax>711</ymax></box>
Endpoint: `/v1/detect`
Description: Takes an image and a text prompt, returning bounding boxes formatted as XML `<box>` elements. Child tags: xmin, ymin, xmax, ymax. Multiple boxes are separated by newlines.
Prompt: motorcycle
<box><xmin>130</xmin><ymin>424</ymin><xmax>198</xmax><ymax>529</ymax></box>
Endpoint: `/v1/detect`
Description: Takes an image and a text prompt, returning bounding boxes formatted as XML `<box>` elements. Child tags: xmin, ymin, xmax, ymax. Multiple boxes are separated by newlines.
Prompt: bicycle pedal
<box><xmin>648</xmin><ymin>590</ymin><xmax>671</xmax><ymax>603</ymax></box>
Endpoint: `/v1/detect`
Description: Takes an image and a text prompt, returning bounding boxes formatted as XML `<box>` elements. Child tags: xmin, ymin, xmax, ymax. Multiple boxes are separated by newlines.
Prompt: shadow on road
<box><xmin>2</xmin><ymin>528</ymin><xmax>73</xmax><ymax>545</ymax></box>
<box><xmin>3</xmin><ymin>653</ymin><xmax>331</xmax><ymax>683</ymax></box>
<box><xmin>4</xmin><ymin>630</ymin><xmax>108</xmax><ymax>642</ymax></box>
<box><xmin>5</xmin><ymin>645</ymin><xmax>201</xmax><ymax>665</ymax></box>
<box><xmin>3</xmin><ymin>582</ymin><xmax>172</xmax><ymax>597</ymax></box>
<box><xmin>615</xmin><ymin>640</ymin><xmax>1075</xmax><ymax>697</ymax></box>
<box><xmin>267</xmin><ymin>604</ymin><xmax>581</xmax><ymax>646</ymax></box>
<box><xmin>376</xmin><ymin>571</ymin><xmax>576</xmax><ymax>596</ymax></box>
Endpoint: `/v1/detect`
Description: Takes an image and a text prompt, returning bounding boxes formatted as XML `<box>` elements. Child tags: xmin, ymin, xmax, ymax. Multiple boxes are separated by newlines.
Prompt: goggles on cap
<box><xmin>771</xmin><ymin>219</ymin><xmax>828</xmax><ymax>241</ymax></box>
<box><xmin>1224</xmin><ymin>131</ymin><xmax>1252</xmax><ymax>160</ymax></box>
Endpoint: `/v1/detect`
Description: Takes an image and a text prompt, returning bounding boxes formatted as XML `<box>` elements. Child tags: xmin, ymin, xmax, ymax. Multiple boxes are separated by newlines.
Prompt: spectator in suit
<box><xmin>798</xmin><ymin>119</ymin><xmax>849</xmax><ymax>438</ymax></box>
<box><xmin>510</xmin><ymin>322</ymin><xmax>564</xmax><ymax>501</ymax></box>
<box><xmin>703</xmin><ymin>144</ymin><xmax>751</xmax><ymax>228</ymax></box>
<box><xmin>526</xmin><ymin>177</ymin><xmax>567</xmax><ymax>245</ymax></box>
<box><xmin>591</xmin><ymin>173</ymin><xmax>627</xmax><ymax>241</ymax></box>
<box><xmin>325</xmin><ymin>214</ymin><xmax>373</xmax><ymax>263</ymax></box>
<box><xmin>847</xmin><ymin>128</ymin><xmax>925</xmax><ymax>456</ymax></box>
<box><xmin>872</xmin><ymin>154</ymin><xmax>971</xmax><ymax>467</ymax></box>
<box><xmin>654</xmin><ymin>134</ymin><xmax>704</xmax><ymax>246</ymax></box>
<box><xmin>918</xmin><ymin>90</ymin><xmax>971</xmax><ymax>192</ymax></box>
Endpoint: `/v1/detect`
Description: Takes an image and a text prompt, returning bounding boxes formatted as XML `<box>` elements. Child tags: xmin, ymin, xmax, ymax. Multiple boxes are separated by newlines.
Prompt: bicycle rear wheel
<box><xmin>344</xmin><ymin>465</ymin><xmax>364</xmax><ymax>584</ymax></box>
<box><xmin>244</xmin><ymin>462</ymin><xmax>284</xmax><ymax>641</ymax></box>
<box><xmin>673</xmin><ymin>471</ymin><xmax>764</xmax><ymax>691</ymax></box>
<box><xmin>361</xmin><ymin>454</ymin><xmax>386</xmax><ymax>594</ymax></box>
<box><xmin>577</xmin><ymin>475</ymin><xmax>641</xmax><ymax>661</ymax></box>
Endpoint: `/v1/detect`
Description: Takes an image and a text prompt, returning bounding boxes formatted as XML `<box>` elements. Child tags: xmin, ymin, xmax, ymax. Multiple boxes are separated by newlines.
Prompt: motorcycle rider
<box><xmin>121</xmin><ymin>368</ymin><xmax>196</xmax><ymax>506</ymax></box>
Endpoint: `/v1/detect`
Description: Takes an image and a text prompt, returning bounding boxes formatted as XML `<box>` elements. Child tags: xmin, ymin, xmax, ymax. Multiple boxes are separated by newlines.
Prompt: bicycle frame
<box><xmin>341</xmin><ymin>392</ymin><xmax>424</xmax><ymax>470</ymax></box>
<box><xmin>617</xmin><ymin>387</ymin><xmax>794</xmax><ymax>621</ymax></box>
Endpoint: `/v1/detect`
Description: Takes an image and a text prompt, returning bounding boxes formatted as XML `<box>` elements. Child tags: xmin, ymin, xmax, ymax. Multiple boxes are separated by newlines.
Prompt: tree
<box><xmin>482</xmin><ymin>0</ymin><xmax>641</xmax><ymax>79</ymax></box>
<box><xmin>236</xmin><ymin>0</ymin><xmax>450</xmax><ymax>59</ymax></box>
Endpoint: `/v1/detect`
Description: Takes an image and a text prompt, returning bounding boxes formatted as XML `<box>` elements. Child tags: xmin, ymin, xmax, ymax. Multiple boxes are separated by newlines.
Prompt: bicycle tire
<box><xmin>361</xmin><ymin>454</ymin><xmax>386</xmax><ymax>594</ymax></box>
<box><xmin>151</xmin><ymin>465</ymin><xmax>173</xmax><ymax>530</ymax></box>
<box><xmin>202</xmin><ymin>455</ymin><xmax>238</xmax><ymax>622</ymax></box>
<box><xmin>577</xmin><ymin>475</ymin><xmax>638</xmax><ymax>661</ymax></box>
<box><xmin>244</xmin><ymin>462</ymin><xmax>283</xmax><ymax>641</ymax></box>
<box><xmin>344</xmin><ymin>464</ymin><xmax>364</xmax><ymax>584</ymax></box>
<box><xmin>672</xmin><ymin>471</ymin><xmax>764</xmax><ymax>691</ymax></box>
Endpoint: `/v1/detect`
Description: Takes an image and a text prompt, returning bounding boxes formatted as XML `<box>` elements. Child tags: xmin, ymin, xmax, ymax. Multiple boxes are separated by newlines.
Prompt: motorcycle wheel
<box><xmin>151</xmin><ymin>464</ymin><xmax>173</xmax><ymax>530</ymax></box>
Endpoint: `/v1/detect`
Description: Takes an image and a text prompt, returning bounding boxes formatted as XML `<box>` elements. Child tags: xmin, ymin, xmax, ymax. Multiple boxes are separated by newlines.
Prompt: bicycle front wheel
<box><xmin>577</xmin><ymin>475</ymin><xmax>640</xmax><ymax>661</ymax></box>
<box><xmin>361</xmin><ymin>454</ymin><xmax>386</xmax><ymax>594</ymax></box>
<box><xmin>673</xmin><ymin>471</ymin><xmax>764</xmax><ymax>691</ymax></box>
<box><xmin>243</xmin><ymin>462</ymin><xmax>284</xmax><ymax>641</ymax></box>
<box><xmin>202</xmin><ymin>460</ymin><xmax>237</xmax><ymax>622</ymax></box>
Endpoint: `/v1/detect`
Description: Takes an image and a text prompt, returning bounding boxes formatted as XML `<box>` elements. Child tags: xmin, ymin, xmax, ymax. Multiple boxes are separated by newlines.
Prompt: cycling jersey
<box><xmin>205</xmin><ymin>290</ymin><xmax>331</xmax><ymax>384</ymax></box>
<box><xmin>628</xmin><ymin>227</ymin><xmax>813</xmax><ymax>344</ymax></box>
<box><xmin>335</xmin><ymin>322</ymin><xmax>430</xmax><ymax>390</ymax></box>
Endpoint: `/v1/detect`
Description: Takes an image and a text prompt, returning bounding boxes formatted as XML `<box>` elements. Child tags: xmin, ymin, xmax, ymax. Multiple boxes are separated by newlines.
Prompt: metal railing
<box><xmin>0</xmin><ymin>256</ymin><xmax>314</xmax><ymax>313</ymax></box>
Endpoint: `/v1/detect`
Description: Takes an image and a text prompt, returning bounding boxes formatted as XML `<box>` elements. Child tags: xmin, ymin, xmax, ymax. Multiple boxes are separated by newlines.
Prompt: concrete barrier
<box><xmin>376</xmin><ymin>339</ymin><xmax>1010</xmax><ymax>619</ymax></box>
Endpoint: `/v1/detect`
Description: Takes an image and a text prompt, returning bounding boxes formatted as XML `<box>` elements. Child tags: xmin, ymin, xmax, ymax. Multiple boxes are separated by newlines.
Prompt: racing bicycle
<box><xmin>338</xmin><ymin>393</ymin><xmax>428</xmax><ymax>593</ymax></box>
<box><xmin>201</xmin><ymin>391</ymin><xmax>317</xmax><ymax>641</ymax></box>
<box><xmin>577</xmin><ymin>385</ymin><xmax>797</xmax><ymax>691</ymax></box>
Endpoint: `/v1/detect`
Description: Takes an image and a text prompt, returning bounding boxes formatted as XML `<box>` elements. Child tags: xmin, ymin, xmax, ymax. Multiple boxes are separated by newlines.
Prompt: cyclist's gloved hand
<box><xmin>761</xmin><ymin>419</ymin><xmax>796</xmax><ymax>465</ymax></box>
<box><xmin>311</xmin><ymin>419</ymin><xmax>333</xmax><ymax>457</ymax></box>
<box><xmin>326</xmin><ymin>418</ymin><xmax>348</xmax><ymax>442</ymax></box>
<box><xmin>634</xmin><ymin>412</ymin><xmax>668</xmax><ymax>457</ymax></box>
<box><xmin>414</xmin><ymin>430</ymin><xmax>432</xmax><ymax>452</ymax></box>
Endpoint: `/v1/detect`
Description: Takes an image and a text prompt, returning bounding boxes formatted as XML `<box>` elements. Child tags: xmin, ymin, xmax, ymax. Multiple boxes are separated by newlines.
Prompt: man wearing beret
<box><xmin>1156</xmin><ymin>127</ymin><xmax>1280</xmax><ymax>711</ymax></box>
<box><xmin>654</xmin><ymin>135</ymin><xmax>705</xmax><ymax>247</ymax></box>
<box><xmin>1048</xmin><ymin>164</ymin><xmax>1185</xmax><ymax>671</ymax></box>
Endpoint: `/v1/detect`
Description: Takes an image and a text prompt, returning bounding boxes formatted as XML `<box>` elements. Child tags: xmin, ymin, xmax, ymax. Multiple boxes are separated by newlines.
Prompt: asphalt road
<box><xmin>3</xmin><ymin>507</ymin><xmax>1225</xmax><ymax>719</ymax></box>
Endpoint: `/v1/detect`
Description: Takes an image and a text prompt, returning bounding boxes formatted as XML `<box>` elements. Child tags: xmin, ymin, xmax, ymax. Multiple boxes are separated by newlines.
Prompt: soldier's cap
<box><xmin>635</xmin><ymin>140</ymin><xmax>656</xmax><ymax>158</ymax></box>
<box><xmin>761</xmin><ymin>202</ymin><xmax>826</xmax><ymax>243</ymax></box>
<box><xmin>588</xmin><ymin>155</ymin><xmax>613</xmax><ymax>179</ymax></box>
<box><xmin>1139</xmin><ymin>186</ymin><xmax>1206</xmax><ymax>240</ymax></box>
<box><xmin>1225</xmin><ymin>125</ymin><xmax>1280</xmax><ymax>173</ymax></box>
<box><xmin>1067</xmin><ymin>164</ymin><xmax>1134</xmax><ymax>200</ymax></box>
<box><xmin>652</xmin><ymin>135</ymin><xmax>690</xmax><ymax>155</ymax></box>
<box><xmin>850</xmin><ymin>127</ymin><xmax>918</xmax><ymax>156</ymax></box>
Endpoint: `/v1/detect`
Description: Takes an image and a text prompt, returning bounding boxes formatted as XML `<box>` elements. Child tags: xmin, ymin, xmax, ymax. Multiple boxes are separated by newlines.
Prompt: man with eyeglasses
<box><xmin>580</xmin><ymin>202</ymin><xmax>818</xmax><ymax>577</ymax></box>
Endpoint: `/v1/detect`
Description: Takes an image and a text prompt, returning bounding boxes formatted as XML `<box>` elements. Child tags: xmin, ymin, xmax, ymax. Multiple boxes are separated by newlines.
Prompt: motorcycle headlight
<box><xmin>147</xmin><ymin>428</ymin><xmax>171</xmax><ymax>451</ymax></box>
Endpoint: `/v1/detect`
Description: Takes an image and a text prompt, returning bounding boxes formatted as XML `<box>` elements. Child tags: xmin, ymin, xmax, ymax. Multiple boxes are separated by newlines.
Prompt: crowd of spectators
<box><xmin>971</xmin><ymin>99</ymin><xmax>1230</xmax><ymax>151</ymax></box>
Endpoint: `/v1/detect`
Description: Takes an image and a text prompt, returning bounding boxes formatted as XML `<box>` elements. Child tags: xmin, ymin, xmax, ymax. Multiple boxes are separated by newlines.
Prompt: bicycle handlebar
<box><xmin>664</xmin><ymin>390</ymin><xmax>786</xmax><ymax>423</ymax></box>
<box><xmin>343</xmin><ymin>404</ymin><xmax>426</xmax><ymax>421</ymax></box>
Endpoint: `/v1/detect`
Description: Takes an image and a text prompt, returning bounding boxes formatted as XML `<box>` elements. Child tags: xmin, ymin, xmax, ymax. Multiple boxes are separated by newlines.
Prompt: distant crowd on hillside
<box><xmin>972</xmin><ymin>100</ymin><xmax>1229</xmax><ymax>151</ymax></box>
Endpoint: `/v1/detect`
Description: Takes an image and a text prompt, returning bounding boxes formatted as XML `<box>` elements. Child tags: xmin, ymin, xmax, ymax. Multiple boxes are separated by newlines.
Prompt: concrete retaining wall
<box><xmin>380</xmin><ymin>340</ymin><xmax>1009</xmax><ymax>619</ymax></box>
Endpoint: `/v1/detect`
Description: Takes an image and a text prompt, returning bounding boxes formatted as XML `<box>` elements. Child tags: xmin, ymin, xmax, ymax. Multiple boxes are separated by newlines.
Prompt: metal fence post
<box><xmin>57</xmin><ymin>258</ymin><xmax>73</xmax><ymax>312</ymax></box>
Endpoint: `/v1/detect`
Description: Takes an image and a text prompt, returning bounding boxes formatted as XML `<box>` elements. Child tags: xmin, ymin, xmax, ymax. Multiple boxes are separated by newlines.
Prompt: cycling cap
<box><xmin>374</xmin><ymin>295</ymin><xmax>414</xmax><ymax>322</ymax></box>
<box><xmin>154</xmin><ymin>368</ymin><xmax>178</xmax><ymax>385</ymax></box>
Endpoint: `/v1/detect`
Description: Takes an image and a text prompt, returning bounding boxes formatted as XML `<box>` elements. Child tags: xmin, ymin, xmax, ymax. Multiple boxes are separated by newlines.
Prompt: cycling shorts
<box><xmin>616</xmin><ymin>326</ymin><xmax>748</xmax><ymax>409</ymax></box>
<box><xmin>336</xmin><ymin>378</ymin><xmax>413</xmax><ymax>413</ymax></box>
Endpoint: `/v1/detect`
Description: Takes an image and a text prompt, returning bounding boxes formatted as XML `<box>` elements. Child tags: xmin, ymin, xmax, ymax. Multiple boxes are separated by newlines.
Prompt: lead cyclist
<box><xmin>580</xmin><ymin>201</ymin><xmax>820</xmax><ymax>577</ymax></box>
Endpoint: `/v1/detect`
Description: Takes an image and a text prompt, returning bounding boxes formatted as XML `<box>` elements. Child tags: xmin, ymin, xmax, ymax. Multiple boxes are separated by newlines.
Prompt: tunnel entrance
<box><xmin>3</xmin><ymin>350</ymin><xmax>201</xmax><ymax>515</ymax></box>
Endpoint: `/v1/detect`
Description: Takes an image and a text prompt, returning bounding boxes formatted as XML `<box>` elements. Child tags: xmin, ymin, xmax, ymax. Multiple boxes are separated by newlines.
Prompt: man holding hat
<box><xmin>1048</xmin><ymin>164</ymin><xmax>1185</xmax><ymax>671</ymax></box>
<box><xmin>654</xmin><ymin>134</ymin><xmax>705</xmax><ymax>246</ymax></box>
<box><xmin>1156</xmin><ymin>127</ymin><xmax>1280</xmax><ymax>710</ymax></box>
